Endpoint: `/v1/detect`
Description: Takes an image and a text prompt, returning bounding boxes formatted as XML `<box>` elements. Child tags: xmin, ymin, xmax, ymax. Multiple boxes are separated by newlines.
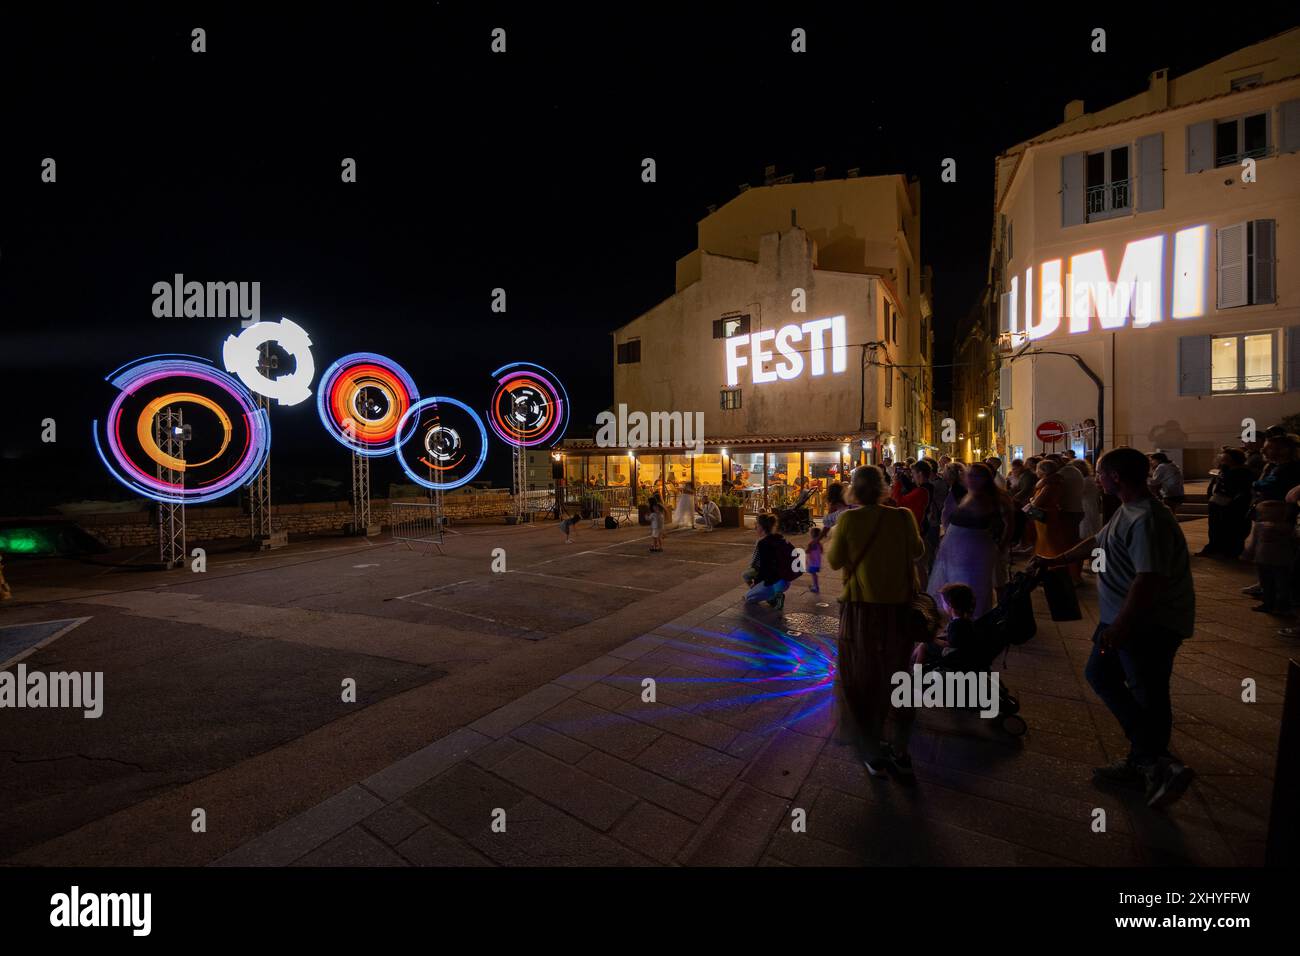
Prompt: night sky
<box><xmin>3</xmin><ymin>6</ymin><xmax>1297</xmax><ymax>508</ymax></box>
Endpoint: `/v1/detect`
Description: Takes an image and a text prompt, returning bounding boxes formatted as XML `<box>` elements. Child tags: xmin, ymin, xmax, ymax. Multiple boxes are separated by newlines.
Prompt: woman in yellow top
<box><xmin>827</xmin><ymin>465</ymin><xmax>926</xmax><ymax>778</ymax></box>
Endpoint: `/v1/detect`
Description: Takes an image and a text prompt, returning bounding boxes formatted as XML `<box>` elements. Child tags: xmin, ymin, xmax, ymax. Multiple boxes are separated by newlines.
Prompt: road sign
<box><xmin>1036</xmin><ymin>420</ymin><xmax>1068</xmax><ymax>443</ymax></box>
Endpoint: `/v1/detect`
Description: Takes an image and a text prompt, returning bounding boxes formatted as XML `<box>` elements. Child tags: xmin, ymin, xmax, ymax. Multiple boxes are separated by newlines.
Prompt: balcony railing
<box><xmin>1085</xmin><ymin>179</ymin><xmax>1130</xmax><ymax>217</ymax></box>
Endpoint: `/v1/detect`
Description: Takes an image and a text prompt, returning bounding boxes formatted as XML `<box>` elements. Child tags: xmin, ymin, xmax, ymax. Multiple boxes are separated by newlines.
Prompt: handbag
<box><xmin>1040</xmin><ymin>567</ymin><xmax>1083</xmax><ymax>621</ymax></box>
<box><xmin>1209</xmin><ymin>493</ymin><xmax>1233</xmax><ymax>508</ymax></box>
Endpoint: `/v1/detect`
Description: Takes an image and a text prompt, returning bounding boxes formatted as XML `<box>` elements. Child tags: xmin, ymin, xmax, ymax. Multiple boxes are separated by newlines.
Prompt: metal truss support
<box><xmin>352</xmin><ymin>449</ymin><xmax>372</xmax><ymax>535</ymax></box>
<box><xmin>155</xmin><ymin>407</ymin><xmax>187</xmax><ymax>569</ymax></box>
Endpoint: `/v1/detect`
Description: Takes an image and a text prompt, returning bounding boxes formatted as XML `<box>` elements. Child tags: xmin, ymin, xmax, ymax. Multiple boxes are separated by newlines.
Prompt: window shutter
<box><xmin>1178</xmin><ymin>335</ymin><xmax>1212</xmax><ymax>396</ymax></box>
<box><xmin>1136</xmin><ymin>133</ymin><xmax>1164</xmax><ymax>211</ymax></box>
<box><xmin>1216</xmin><ymin>223</ymin><xmax>1248</xmax><ymax>309</ymax></box>
<box><xmin>1280</xmin><ymin>99</ymin><xmax>1300</xmax><ymax>154</ymax></box>
<box><xmin>884</xmin><ymin>363</ymin><xmax>894</xmax><ymax>407</ymax></box>
<box><xmin>999</xmin><ymin>292</ymin><xmax>1011</xmax><ymax>335</ymax></box>
<box><xmin>1252</xmin><ymin>219</ymin><xmax>1277</xmax><ymax>305</ymax></box>
<box><xmin>1287</xmin><ymin>327</ymin><xmax>1300</xmax><ymax>392</ymax></box>
<box><xmin>1061</xmin><ymin>152</ymin><xmax>1085</xmax><ymax>227</ymax></box>
<box><xmin>999</xmin><ymin>366</ymin><xmax>1013</xmax><ymax>410</ymax></box>
<box><xmin>712</xmin><ymin>319</ymin><xmax>723</xmax><ymax>338</ymax></box>
<box><xmin>1186</xmin><ymin>121</ymin><xmax>1213</xmax><ymax>173</ymax></box>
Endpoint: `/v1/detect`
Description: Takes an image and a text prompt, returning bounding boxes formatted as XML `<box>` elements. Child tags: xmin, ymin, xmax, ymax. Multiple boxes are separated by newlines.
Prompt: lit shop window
<box><xmin>617</xmin><ymin>339</ymin><xmax>641</xmax><ymax>364</ymax></box>
<box><xmin>720</xmin><ymin>387</ymin><xmax>742</xmax><ymax>410</ymax></box>
<box><xmin>712</xmin><ymin>314</ymin><xmax>751</xmax><ymax>339</ymax></box>
<box><xmin>1211</xmin><ymin>331</ymin><xmax>1277</xmax><ymax>394</ymax></box>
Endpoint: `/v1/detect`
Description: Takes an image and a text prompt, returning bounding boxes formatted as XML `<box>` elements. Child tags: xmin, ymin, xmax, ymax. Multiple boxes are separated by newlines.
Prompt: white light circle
<box><xmin>222</xmin><ymin>317</ymin><xmax>316</xmax><ymax>406</ymax></box>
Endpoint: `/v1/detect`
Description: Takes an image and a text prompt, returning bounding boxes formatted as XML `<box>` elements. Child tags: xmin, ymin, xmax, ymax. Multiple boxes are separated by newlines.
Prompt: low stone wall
<box><xmin>69</xmin><ymin>500</ymin><xmax>412</xmax><ymax>549</ymax></box>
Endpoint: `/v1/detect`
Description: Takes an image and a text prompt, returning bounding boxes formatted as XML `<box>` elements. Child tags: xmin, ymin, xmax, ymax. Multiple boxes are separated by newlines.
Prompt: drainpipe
<box><xmin>1008</xmin><ymin>343</ymin><xmax>1105</xmax><ymax>460</ymax></box>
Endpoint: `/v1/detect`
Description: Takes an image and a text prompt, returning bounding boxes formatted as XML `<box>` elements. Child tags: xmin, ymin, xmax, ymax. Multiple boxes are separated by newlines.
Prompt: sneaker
<box><xmin>1241</xmin><ymin>584</ymin><xmax>1264</xmax><ymax>596</ymax></box>
<box><xmin>862</xmin><ymin>754</ymin><xmax>890</xmax><ymax>778</ymax></box>
<box><xmin>884</xmin><ymin>744</ymin><xmax>913</xmax><ymax>778</ymax></box>
<box><xmin>768</xmin><ymin>593</ymin><xmax>786</xmax><ymax>612</ymax></box>
<box><xmin>1092</xmin><ymin>757</ymin><xmax>1147</xmax><ymax>790</ymax></box>
<box><xmin>1146</xmin><ymin>760</ymin><xmax>1195</xmax><ymax>809</ymax></box>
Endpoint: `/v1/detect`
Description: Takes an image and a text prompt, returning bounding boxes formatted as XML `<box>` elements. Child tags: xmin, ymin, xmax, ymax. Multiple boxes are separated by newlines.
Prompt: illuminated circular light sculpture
<box><xmin>92</xmin><ymin>355</ymin><xmax>270</xmax><ymax>504</ymax></box>
<box><xmin>222</xmin><ymin>317</ymin><xmax>316</xmax><ymax>406</ymax></box>
<box><xmin>316</xmin><ymin>352</ymin><xmax>419</xmax><ymax>456</ymax></box>
<box><xmin>487</xmin><ymin>362</ymin><xmax>570</xmax><ymax>448</ymax></box>
<box><xmin>395</xmin><ymin>397</ymin><xmax>489</xmax><ymax>491</ymax></box>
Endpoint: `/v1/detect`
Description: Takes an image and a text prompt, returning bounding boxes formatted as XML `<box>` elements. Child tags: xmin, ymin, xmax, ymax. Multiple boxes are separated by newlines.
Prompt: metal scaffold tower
<box><xmin>248</xmin><ymin>342</ymin><xmax>284</xmax><ymax>548</ymax></box>
<box><xmin>352</xmin><ymin>448</ymin><xmax>372</xmax><ymax>535</ymax></box>
<box><xmin>250</xmin><ymin>390</ymin><xmax>272</xmax><ymax>541</ymax></box>
<box><xmin>155</xmin><ymin>407</ymin><xmax>187</xmax><ymax>569</ymax></box>
<box><xmin>513</xmin><ymin>444</ymin><xmax>528</xmax><ymax>521</ymax></box>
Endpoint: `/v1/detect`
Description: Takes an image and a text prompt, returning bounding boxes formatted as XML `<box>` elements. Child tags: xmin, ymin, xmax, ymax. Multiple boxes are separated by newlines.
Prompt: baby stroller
<box><xmin>777</xmin><ymin>487</ymin><xmax>815</xmax><ymax>534</ymax></box>
<box><xmin>924</xmin><ymin>568</ymin><xmax>1042</xmax><ymax>737</ymax></box>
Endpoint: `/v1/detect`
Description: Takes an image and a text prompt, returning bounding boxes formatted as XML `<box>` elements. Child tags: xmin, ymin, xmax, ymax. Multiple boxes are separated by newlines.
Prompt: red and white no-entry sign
<box><xmin>1036</xmin><ymin>420</ymin><xmax>1068</xmax><ymax>443</ymax></box>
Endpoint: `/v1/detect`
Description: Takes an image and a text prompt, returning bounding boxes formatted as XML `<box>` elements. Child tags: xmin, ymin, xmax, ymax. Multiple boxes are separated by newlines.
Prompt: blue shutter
<box><xmin>1178</xmin><ymin>335</ymin><xmax>1212</xmax><ymax>396</ymax></box>
<box><xmin>1061</xmin><ymin>153</ymin><xmax>1085</xmax><ymax>227</ymax></box>
<box><xmin>1280</xmin><ymin>99</ymin><xmax>1300</xmax><ymax>154</ymax></box>
<box><xmin>1136</xmin><ymin>133</ymin><xmax>1164</xmax><ymax>211</ymax></box>
<box><xmin>1252</xmin><ymin>219</ymin><xmax>1276</xmax><ymax>305</ymax></box>
<box><xmin>1186</xmin><ymin>121</ymin><xmax>1213</xmax><ymax>173</ymax></box>
<box><xmin>1217</xmin><ymin>223</ymin><xmax>1248</xmax><ymax>309</ymax></box>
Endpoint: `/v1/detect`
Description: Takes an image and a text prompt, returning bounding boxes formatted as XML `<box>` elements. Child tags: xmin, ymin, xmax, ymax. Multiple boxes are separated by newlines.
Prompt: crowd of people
<box><xmin>734</xmin><ymin>425</ymin><xmax>1300</xmax><ymax>810</ymax></box>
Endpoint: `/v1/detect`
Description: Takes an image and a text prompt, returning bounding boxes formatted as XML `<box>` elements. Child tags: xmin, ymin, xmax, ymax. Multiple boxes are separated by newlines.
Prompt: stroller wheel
<box><xmin>1000</xmin><ymin>714</ymin><xmax>1027</xmax><ymax>737</ymax></box>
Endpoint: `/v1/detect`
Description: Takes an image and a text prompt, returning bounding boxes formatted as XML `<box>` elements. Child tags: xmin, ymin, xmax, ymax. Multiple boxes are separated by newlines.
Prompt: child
<box><xmin>1246</xmin><ymin>499</ymin><xmax>1296</xmax><ymax>616</ymax></box>
<box><xmin>649</xmin><ymin>500</ymin><xmax>665</xmax><ymax>552</ymax></box>
<box><xmin>806</xmin><ymin>527</ymin><xmax>824</xmax><ymax>593</ymax></box>
<box><xmin>560</xmin><ymin>511</ymin><xmax>580</xmax><ymax>544</ymax></box>
<box><xmin>912</xmin><ymin>582</ymin><xmax>977</xmax><ymax>666</ymax></box>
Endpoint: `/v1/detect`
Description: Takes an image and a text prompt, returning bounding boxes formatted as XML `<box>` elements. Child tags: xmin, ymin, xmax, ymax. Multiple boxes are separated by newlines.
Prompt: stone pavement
<box><xmin>215</xmin><ymin>520</ymin><xmax>1286</xmax><ymax>867</ymax></box>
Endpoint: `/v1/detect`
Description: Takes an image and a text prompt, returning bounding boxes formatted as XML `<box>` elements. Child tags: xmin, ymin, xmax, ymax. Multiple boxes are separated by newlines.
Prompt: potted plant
<box><xmin>716</xmin><ymin>493</ymin><xmax>744</xmax><ymax>528</ymax></box>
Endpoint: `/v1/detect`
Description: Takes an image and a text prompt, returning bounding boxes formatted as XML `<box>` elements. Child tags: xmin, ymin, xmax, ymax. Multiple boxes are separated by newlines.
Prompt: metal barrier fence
<box><xmin>390</xmin><ymin>501</ymin><xmax>445</xmax><ymax>549</ymax></box>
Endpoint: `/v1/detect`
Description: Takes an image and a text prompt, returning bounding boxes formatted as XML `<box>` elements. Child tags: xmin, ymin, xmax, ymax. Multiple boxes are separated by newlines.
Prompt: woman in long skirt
<box><xmin>826</xmin><ymin>465</ymin><xmax>925</xmax><ymax>778</ymax></box>
<box><xmin>927</xmin><ymin>462</ymin><xmax>1003</xmax><ymax>618</ymax></box>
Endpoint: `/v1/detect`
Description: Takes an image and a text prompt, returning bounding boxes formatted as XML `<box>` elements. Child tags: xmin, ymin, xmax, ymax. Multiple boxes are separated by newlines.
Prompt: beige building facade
<box><xmin>562</xmin><ymin>174</ymin><xmax>935</xmax><ymax>513</ymax></box>
<box><xmin>991</xmin><ymin>29</ymin><xmax>1300</xmax><ymax>475</ymax></box>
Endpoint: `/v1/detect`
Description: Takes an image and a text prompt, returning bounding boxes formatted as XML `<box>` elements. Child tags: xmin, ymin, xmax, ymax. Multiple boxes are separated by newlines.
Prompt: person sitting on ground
<box><xmin>1147</xmin><ymin>452</ymin><xmax>1185</xmax><ymax>514</ymax></box>
<box><xmin>742</xmin><ymin>513</ymin><xmax>795</xmax><ymax>611</ymax></box>
<box><xmin>696</xmin><ymin>493</ymin><xmax>721</xmax><ymax>530</ymax></box>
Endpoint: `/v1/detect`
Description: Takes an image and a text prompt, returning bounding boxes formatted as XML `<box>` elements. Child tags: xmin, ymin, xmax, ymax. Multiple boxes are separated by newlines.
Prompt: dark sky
<box><xmin>3</xmin><ymin>5</ymin><xmax>1297</xmax><ymax>504</ymax></box>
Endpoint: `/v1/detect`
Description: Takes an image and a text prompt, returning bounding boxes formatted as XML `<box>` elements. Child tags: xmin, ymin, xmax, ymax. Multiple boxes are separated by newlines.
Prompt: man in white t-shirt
<box><xmin>1037</xmin><ymin>447</ymin><xmax>1196</xmax><ymax>809</ymax></box>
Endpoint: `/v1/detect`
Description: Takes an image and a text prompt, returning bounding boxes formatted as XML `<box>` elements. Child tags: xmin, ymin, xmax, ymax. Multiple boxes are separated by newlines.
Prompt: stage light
<box><xmin>222</xmin><ymin>318</ymin><xmax>316</xmax><ymax>406</ymax></box>
<box><xmin>487</xmin><ymin>362</ymin><xmax>570</xmax><ymax>448</ymax></box>
<box><xmin>93</xmin><ymin>355</ymin><xmax>270</xmax><ymax>505</ymax></box>
<box><xmin>394</xmin><ymin>397</ymin><xmax>488</xmax><ymax>491</ymax></box>
<box><xmin>317</xmin><ymin>352</ymin><xmax>419</xmax><ymax>457</ymax></box>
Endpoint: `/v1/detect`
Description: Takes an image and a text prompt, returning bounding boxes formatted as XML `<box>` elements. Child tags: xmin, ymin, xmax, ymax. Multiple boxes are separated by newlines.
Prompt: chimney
<box><xmin>1148</xmin><ymin>68</ymin><xmax>1169</xmax><ymax>109</ymax></box>
<box><xmin>813</xmin><ymin>165</ymin><xmax>826</xmax><ymax>181</ymax></box>
<box><xmin>763</xmin><ymin>164</ymin><xmax>777</xmax><ymax>185</ymax></box>
<box><xmin>1063</xmin><ymin>99</ymin><xmax>1085</xmax><ymax>122</ymax></box>
<box><xmin>846</xmin><ymin>167</ymin><xmax>860</xmax><ymax>178</ymax></box>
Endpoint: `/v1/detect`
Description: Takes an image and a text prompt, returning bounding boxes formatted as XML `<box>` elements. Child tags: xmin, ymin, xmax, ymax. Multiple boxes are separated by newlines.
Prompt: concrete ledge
<box><xmin>211</xmin><ymin>784</ymin><xmax>384</xmax><ymax>867</ymax></box>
